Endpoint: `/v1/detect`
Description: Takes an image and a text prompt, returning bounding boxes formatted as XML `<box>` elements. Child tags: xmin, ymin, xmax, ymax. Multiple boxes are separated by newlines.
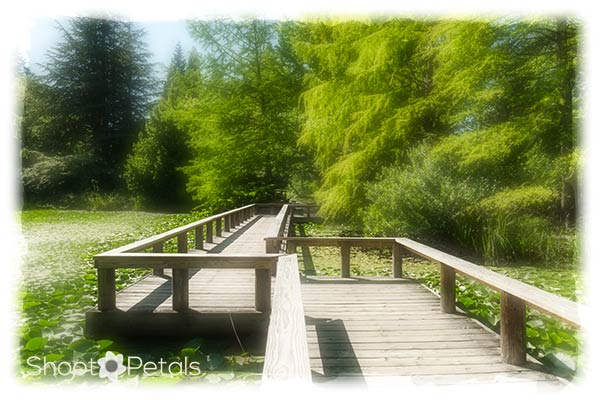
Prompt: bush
<box><xmin>21</xmin><ymin>149</ymin><xmax>94</xmax><ymax>202</ymax></box>
<box><xmin>364</xmin><ymin>144</ymin><xmax>577</xmax><ymax>263</ymax></box>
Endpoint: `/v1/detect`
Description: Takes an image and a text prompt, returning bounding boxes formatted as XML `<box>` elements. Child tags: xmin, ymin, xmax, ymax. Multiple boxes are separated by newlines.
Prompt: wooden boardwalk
<box><xmin>302</xmin><ymin>278</ymin><xmax>562</xmax><ymax>385</ymax></box>
<box><xmin>86</xmin><ymin>204</ymin><xmax>574</xmax><ymax>386</ymax></box>
<box><xmin>113</xmin><ymin>215</ymin><xmax>275</xmax><ymax>314</ymax></box>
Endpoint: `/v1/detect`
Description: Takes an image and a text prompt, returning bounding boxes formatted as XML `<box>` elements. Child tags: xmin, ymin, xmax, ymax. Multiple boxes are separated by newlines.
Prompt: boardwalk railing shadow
<box><xmin>206</xmin><ymin>216</ymin><xmax>262</xmax><ymax>254</ymax></box>
<box><xmin>306</xmin><ymin>316</ymin><xmax>366</xmax><ymax>384</ymax></box>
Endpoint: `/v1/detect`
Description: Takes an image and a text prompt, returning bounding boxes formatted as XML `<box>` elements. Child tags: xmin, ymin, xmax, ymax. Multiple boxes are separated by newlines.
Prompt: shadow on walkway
<box><xmin>306</xmin><ymin>316</ymin><xmax>366</xmax><ymax>385</ymax></box>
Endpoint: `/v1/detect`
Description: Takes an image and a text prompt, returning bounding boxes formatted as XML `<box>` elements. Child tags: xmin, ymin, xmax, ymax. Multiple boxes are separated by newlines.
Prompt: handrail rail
<box><xmin>395</xmin><ymin>238</ymin><xmax>580</xmax><ymax>328</ymax></box>
<box><xmin>265</xmin><ymin>234</ymin><xmax>581</xmax><ymax>365</ymax></box>
<box><xmin>262</xmin><ymin>254</ymin><xmax>312</xmax><ymax>384</ymax></box>
<box><xmin>102</xmin><ymin>203</ymin><xmax>257</xmax><ymax>254</ymax></box>
<box><xmin>94</xmin><ymin>253</ymin><xmax>279</xmax><ymax>269</ymax></box>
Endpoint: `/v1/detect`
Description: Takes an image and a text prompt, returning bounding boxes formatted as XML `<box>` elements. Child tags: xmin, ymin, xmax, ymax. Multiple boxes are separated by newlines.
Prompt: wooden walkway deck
<box><xmin>86</xmin><ymin>205</ymin><xmax>571</xmax><ymax>386</ymax></box>
<box><xmin>302</xmin><ymin>278</ymin><xmax>561</xmax><ymax>385</ymax></box>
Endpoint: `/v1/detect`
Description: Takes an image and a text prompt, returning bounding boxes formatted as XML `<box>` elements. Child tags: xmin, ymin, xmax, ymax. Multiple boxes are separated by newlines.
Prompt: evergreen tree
<box><xmin>37</xmin><ymin>17</ymin><xmax>154</xmax><ymax>192</ymax></box>
<box><xmin>125</xmin><ymin>45</ymin><xmax>202</xmax><ymax>210</ymax></box>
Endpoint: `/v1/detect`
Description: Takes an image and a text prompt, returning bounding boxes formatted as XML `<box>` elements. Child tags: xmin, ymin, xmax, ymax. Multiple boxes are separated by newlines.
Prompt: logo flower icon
<box><xmin>98</xmin><ymin>351</ymin><xmax>126</xmax><ymax>382</ymax></box>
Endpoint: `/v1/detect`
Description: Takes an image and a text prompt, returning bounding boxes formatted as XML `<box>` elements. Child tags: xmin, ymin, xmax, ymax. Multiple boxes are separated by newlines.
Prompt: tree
<box><xmin>164</xmin><ymin>42</ymin><xmax>187</xmax><ymax>92</ymax></box>
<box><xmin>294</xmin><ymin>17</ymin><xmax>580</xmax><ymax>261</ymax></box>
<box><xmin>125</xmin><ymin>46</ymin><xmax>202</xmax><ymax>210</ymax></box>
<box><xmin>291</xmin><ymin>19</ymin><xmax>440</xmax><ymax>223</ymax></box>
<box><xmin>22</xmin><ymin>17</ymin><xmax>155</xmax><ymax>197</ymax></box>
<box><xmin>179</xmin><ymin>19</ymin><xmax>305</xmax><ymax>210</ymax></box>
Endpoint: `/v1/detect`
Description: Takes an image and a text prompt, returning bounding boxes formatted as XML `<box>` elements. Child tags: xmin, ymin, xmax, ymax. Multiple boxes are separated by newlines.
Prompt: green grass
<box><xmin>18</xmin><ymin>209</ymin><xmax>263</xmax><ymax>383</ymax></box>
<box><xmin>295</xmin><ymin>222</ymin><xmax>583</xmax><ymax>379</ymax></box>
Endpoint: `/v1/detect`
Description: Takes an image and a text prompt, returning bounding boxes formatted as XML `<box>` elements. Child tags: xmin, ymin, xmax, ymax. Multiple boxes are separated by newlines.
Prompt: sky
<box><xmin>24</xmin><ymin>18</ymin><xmax>198</xmax><ymax>77</ymax></box>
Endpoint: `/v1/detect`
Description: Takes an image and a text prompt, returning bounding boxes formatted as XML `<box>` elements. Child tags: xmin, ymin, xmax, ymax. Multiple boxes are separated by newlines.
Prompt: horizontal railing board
<box><xmin>265</xmin><ymin>236</ymin><xmax>396</xmax><ymax>248</ymax></box>
<box><xmin>396</xmin><ymin>238</ymin><xmax>580</xmax><ymax>328</ymax></box>
<box><xmin>94</xmin><ymin>253</ymin><xmax>279</xmax><ymax>269</ymax></box>
<box><xmin>262</xmin><ymin>254</ymin><xmax>312</xmax><ymax>384</ymax></box>
<box><xmin>101</xmin><ymin>204</ymin><xmax>257</xmax><ymax>255</ymax></box>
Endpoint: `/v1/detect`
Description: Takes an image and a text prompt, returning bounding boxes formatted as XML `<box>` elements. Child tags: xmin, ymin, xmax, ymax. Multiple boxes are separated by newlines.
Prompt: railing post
<box><xmin>392</xmin><ymin>242</ymin><xmax>402</xmax><ymax>278</ymax></box>
<box><xmin>265</xmin><ymin>238</ymin><xmax>280</xmax><ymax>254</ymax></box>
<box><xmin>97</xmin><ymin>267</ymin><xmax>116</xmax><ymax>311</ymax></box>
<box><xmin>440</xmin><ymin>263</ymin><xmax>456</xmax><ymax>313</ymax></box>
<box><xmin>341</xmin><ymin>243</ymin><xmax>351</xmax><ymax>278</ymax></box>
<box><xmin>177</xmin><ymin>232</ymin><xmax>188</xmax><ymax>253</ymax></box>
<box><xmin>206</xmin><ymin>221</ymin><xmax>213</xmax><ymax>243</ymax></box>
<box><xmin>224</xmin><ymin>215</ymin><xmax>231</xmax><ymax>232</ymax></box>
<box><xmin>195</xmin><ymin>226</ymin><xmax>203</xmax><ymax>250</ymax></box>
<box><xmin>216</xmin><ymin>217</ymin><xmax>222</xmax><ymax>237</ymax></box>
<box><xmin>153</xmin><ymin>242</ymin><xmax>164</xmax><ymax>275</ymax></box>
<box><xmin>265</xmin><ymin>238</ymin><xmax>280</xmax><ymax>276</ymax></box>
<box><xmin>232</xmin><ymin>213</ymin><xmax>237</xmax><ymax>228</ymax></box>
<box><xmin>501</xmin><ymin>292</ymin><xmax>526</xmax><ymax>365</ymax></box>
<box><xmin>307</xmin><ymin>206</ymin><xmax>311</xmax><ymax>218</ymax></box>
<box><xmin>255</xmin><ymin>268</ymin><xmax>271</xmax><ymax>312</ymax></box>
<box><xmin>172</xmin><ymin>268</ymin><xmax>189</xmax><ymax>311</ymax></box>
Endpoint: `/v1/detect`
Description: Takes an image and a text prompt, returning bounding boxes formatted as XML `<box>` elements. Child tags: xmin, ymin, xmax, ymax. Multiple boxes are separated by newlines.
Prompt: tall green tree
<box><xmin>292</xmin><ymin>19</ymin><xmax>441</xmax><ymax>223</ymax></box>
<box><xmin>125</xmin><ymin>48</ymin><xmax>202</xmax><ymax>210</ymax></box>
<box><xmin>21</xmin><ymin>17</ymin><xmax>155</xmax><ymax>200</ymax></box>
<box><xmin>179</xmin><ymin>19</ymin><xmax>305</xmax><ymax>210</ymax></box>
<box><xmin>294</xmin><ymin>18</ymin><xmax>579</xmax><ymax>260</ymax></box>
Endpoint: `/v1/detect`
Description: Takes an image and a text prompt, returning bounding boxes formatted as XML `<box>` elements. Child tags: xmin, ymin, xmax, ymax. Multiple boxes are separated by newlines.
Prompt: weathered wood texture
<box><xmin>396</xmin><ymin>238</ymin><xmax>580</xmax><ymax>328</ymax></box>
<box><xmin>104</xmin><ymin>204</ymin><xmax>256</xmax><ymax>254</ymax></box>
<box><xmin>152</xmin><ymin>242</ymin><xmax>164</xmax><ymax>275</ymax></box>
<box><xmin>440</xmin><ymin>264</ymin><xmax>456</xmax><ymax>313</ymax></box>
<box><xmin>263</xmin><ymin>255</ymin><xmax>312</xmax><ymax>384</ymax></box>
<box><xmin>88</xmin><ymin>204</ymin><xmax>574</xmax><ymax>386</ymax></box>
<box><xmin>302</xmin><ymin>279</ymin><xmax>562</xmax><ymax>385</ymax></box>
<box><xmin>500</xmin><ymin>292</ymin><xmax>527</xmax><ymax>365</ymax></box>
<box><xmin>96</xmin><ymin>267</ymin><xmax>115</xmax><ymax>311</ymax></box>
<box><xmin>91</xmin><ymin>215</ymin><xmax>281</xmax><ymax>316</ymax></box>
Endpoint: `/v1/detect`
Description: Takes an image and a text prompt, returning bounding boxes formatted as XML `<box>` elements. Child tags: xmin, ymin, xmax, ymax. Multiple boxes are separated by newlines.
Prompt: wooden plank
<box><xmin>216</xmin><ymin>217</ymin><xmax>222</xmax><ymax>237</ymax></box>
<box><xmin>97</xmin><ymin>268</ymin><xmax>116</xmax><ymax>311</ymax></box>
<box><xmin>396</xmin><ymin>238</ymin><xmax>580</xmax><ymax>327</ymax></box>
<box><xmin>307</xmin><ymin>340</ymin><xmax>500</xmax><ymax>351</ymax></box>
<box><xmin>255</xmin><ymin>269</ymin><xmax>271</xmax><ymax>312</ymax></box>
<box><xmin>440</xmin><ymin>263</ymin><xmax>456</xmax><ymax>313</ymax></box>
<box><xmin>341</xmin><ymin>243</ymin><xmax>351</xmax><ymax>278</ymax></box>
<box><xmin>266</xmin><ymin>237</ymin><xmax>396</xmax><ymax>248</ymax></box>
<box><xmin>392</xmin><ymin>242</ymin><xmax>402</xmax><ymax>278</ymax></box>
<box><xmin>177</xmin><ymin>232</ymin><xmax>187</xmax><ymax>253</ymax></box>
<box><xmin>308</xmin><ymin>347</ymin><xmax>501</xmax><ymax>358</ymax></box>
<box><xmin>194</xmin><ymin>226</ymin><xmax>203</xmax><ymax>250</ymax></box>
<box><xmin>206</xmin><ymin>221</ymin><xmax>213</xmax><ymax>243</ymax></box>
<box><xmin>95</xmin><ymin>253</ymin><xmax>279</xmax><ymax>269</ymax></box>
<box><xmin>152</xmin><ymin>242</ymin><xmax>164</xmax><ymax>275</ymax></box>
<box><xmin>262</xmin><ymin>254</ymin><xmax>312</xmax><ymax>383</ymax></box>
<box><xmin>310</xmin><ymin>363</ymin><xmax>538</xmax><ymax>376</ymax></box>
<box><xmin>310</xmin><ymin>355</ymin><xmax>503</xmax><ymax>367</ymax></box>
<box><xmin>501</xmin><ymin>292</ymin><xmax>526</xmax><ymax>365</ymax></box>
<box><xmin>172</xmin><ymin>269</ymin><xmax>189</xmax><ymax>311</ymax></box>
<box><xmin>224</xmin><ymin>215</ymin><xmax>231</xmax><ymax>232</ymax></box>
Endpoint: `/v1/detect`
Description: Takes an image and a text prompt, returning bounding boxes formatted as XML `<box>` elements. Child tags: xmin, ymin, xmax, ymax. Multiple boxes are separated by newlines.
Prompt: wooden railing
<box><xmin>262</xmin><ymin>254</ymin><xmax>312</xmax><ymax>384</ymax></box>
<box><xmin>264</xmin><ymin>235</ymin><xmax>581</xmax><ymax>366</ymax></box>
<box><xmin>94</xmin><ymin>203</ymin><xmax>267</xmax><ymax>313</ymax></box>
<box><xmin>262</xmin><ymin>204</ymin><xmax>313</xmax><ymax>384</ymax></box>
<box><xmin>105</xmin><ymin>203</ymin><xmax>257</xmax><ymax>255</ymax></box>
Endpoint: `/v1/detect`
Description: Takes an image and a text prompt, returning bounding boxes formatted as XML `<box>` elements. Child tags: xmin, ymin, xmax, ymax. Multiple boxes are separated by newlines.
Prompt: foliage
<box><xmin>178</xmin><ymin>20</ymin><xmax>306</xmax><ymax>210</ymax></box>
<box><xmin>293</xmin><ymin>17</ymin><xmax>580</xmax><ymax>260</ymax></box>
<box><xmin>20</xmin><ymin>17</ymin><xmax>155</xmax><ymax>201</ymax></box>
<box><xmin>125</xmin><ymin>48</ymin><xmax>202</xmax><ymax>211</ymax></box>
<box><xmin>18</xmin><ymin>210</ymin><xmax>263</xmax><ymax>382</ymax></box>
